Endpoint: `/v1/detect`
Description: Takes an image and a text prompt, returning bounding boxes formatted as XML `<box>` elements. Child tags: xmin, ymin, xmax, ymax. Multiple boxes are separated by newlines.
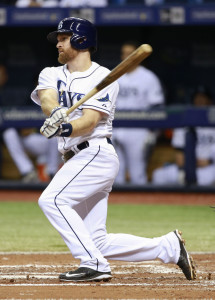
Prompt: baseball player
<box><xmin>113</xmin><ymin>41</ymin><xmax>165</xmax><ymax>185</ymax></box>
<box><xmin>152</xmin><ymin>87</ymin><xmax>215</xmax><ymax>186</ymax></box>
<box><xmin>31</xmin><ymin>17</ymin><xmax>196</xmax><ymax>282</ymax></box>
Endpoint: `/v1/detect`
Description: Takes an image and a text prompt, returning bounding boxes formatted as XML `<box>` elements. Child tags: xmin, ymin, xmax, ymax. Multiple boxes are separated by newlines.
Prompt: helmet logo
<box><xmin>76</xmin><ymin>23</ymin><xmax>80</xmax><ymax>32</ymax></box>
<box><xmin>58</xmin><ymin>21</ymin><xmax>63</xmax><ymax>30</ymax></box>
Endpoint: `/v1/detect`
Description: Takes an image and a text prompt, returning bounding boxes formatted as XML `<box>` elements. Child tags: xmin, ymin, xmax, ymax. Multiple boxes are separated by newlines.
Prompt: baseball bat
<box><xmin>66</xmin><ymin>43</ymin><xmax>153</xmax><ymax>115</ymax></box>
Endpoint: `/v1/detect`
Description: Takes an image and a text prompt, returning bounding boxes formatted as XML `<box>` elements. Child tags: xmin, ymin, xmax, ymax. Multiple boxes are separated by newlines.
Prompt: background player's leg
<box><xmin>152</xmin><ymin>164</ymin><xmax>179</xmax><ymax>185</ymax></box>
<box><xmin>23</xmin><ymin>133</ymin><xmax>60</xmax><ymax>179</ymax></box>
<box><xmin>3</xmin><ymin>128</ymin><xmax>35</xmax><ymax>176</ymax></box>
<box><xmin>196</xmin><ymin>165</ymin><xmax>215</xmax><ymax>185</ymax></box>
<box><xmin>126</xmin><ymin>129</ymin><xmax>150</xmax><ymax>184</ymax></box>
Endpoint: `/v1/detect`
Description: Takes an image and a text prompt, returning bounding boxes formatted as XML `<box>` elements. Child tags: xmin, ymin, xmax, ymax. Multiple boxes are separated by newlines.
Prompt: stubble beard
<box><xmin>58</xmin><ymin>52</ymin><xmax>69</xmax><ymax>65</ymax></box>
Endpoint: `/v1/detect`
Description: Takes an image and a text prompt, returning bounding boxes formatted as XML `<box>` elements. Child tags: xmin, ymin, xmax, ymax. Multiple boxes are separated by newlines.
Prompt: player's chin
<box><xmin>58</xmin><ymin>54</ymin><xmax>67</xmax><ymax>65</ymax></box>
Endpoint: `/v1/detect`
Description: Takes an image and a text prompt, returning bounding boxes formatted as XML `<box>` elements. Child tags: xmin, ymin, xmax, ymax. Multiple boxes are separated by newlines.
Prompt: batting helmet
<box><xmin>47</xmin><ymin>17</ymin><xmax>97</xmax><ymax>53</ymax></box>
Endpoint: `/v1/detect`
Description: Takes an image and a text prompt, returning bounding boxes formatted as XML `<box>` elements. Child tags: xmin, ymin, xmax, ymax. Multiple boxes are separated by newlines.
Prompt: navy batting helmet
<box><xmin>47</xmin><ymin>17</ymin><xmax>97</xmax><ymax>53</ymax></box>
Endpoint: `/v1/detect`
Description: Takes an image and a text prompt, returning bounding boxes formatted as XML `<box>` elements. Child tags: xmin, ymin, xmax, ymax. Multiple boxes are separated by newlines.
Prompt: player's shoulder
<box><xmin>91</xmin><ymin>62</ymin><xmax>118</xmax><ymax>89</ymax></box>
<box><xmin>41</xmin><ymin>65</ymin><xmax>64</xmax><ymax>74</ymax></box>
<box><xmin>91</xmin><ymin>61</ymin><xmax>110</xmax><ymax>76</ymax></box>
<box><xmin>137</xmin><ymin>65</ymin><xmax>159</xmax><ymax>79</ymax></box>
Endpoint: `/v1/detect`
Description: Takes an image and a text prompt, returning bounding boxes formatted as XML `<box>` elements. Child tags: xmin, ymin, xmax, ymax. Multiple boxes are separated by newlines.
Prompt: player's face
<box><xmin>193</xmin><ymin>93</ymin><xmax>212</xmax><ymax>107</ymax></box>
<box><xmin>56</xmin><ymin>33</ymin><xmax>78</xmax><ymax>64</ymax></box>
<box><xmin>120</xmin><ymin>44</ymin><xmax>136</xmax><ymax>61</ymax></box>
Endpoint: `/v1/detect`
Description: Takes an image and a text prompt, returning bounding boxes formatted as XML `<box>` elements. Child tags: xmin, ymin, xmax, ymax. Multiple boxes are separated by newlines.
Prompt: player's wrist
<box><xmin>59</xmin><ymin>123</ymin><xmax>73</xmax><ymax>137</ymax></box>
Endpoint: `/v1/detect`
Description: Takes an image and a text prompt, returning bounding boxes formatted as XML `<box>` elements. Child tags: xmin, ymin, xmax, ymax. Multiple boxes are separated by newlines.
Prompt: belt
<box><xmin>63</xmin><ymin>138</ymin><xmax>113</xmax><ymax>163</ymax></box>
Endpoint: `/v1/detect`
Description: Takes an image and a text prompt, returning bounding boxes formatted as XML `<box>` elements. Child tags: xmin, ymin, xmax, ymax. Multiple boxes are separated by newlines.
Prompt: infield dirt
<box><xmin>0</xmin><ymin>253</ymin><xmax>214</xmax><ymax>299</ymax></box>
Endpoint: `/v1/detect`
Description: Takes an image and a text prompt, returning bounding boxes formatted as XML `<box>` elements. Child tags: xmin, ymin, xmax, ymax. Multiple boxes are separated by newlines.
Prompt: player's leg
<box><xmin>2</xmin><ymin>128</ymin><xmax>36</xmax><ymax>180</ymax></box>
<box><xmin>125</xmin><ymin>129</ymin><xmax>149</xmax><ymax>184</ymax></box>
<box><xmin>196</xmin><ymin>165</ymin><xmax>215</xmax><ymax>185</ymax></box>
<box><xmin>23</xmin><ymin>133</ymin><xmax>60</xmax><ymax>180</ymax></box>
<box><xmin>22</xmin><ymin>133</ymin><xmax>48</xmax><ymax>159</ymax></box>
<box><xmin>22</xmin><ymin>132</ymin><xmax>50</xmax><ymax>181</ymax></box>
<box><xmin>81</xmin><ymin>191</ymin><xmax>179</xmax><ymax>264</ymax></box>
<box><xmin>38</xmin><ymin>144</ymin><xmax>119</xmax><ymax>274</ymax></box>
<box><xmin>82</xmin><ymin>190</ymin><xmax>196</xmax><ymax>280</ymax></box>
<box><xmin>152</xmin><ymin>164</ymin><xmax>180</xmax><ymax>185</ymax></box>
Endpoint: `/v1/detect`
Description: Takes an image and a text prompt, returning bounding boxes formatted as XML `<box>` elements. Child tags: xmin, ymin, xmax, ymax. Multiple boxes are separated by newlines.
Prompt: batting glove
<box><xmin>49</xmin><ymin>106</ymin><xmax>69</xmax><ymax>126</ymax></box>
<box><xmin>41</xmin><ymin>118</ymin><xmax>73</xmax><ymax>139</ymax></box>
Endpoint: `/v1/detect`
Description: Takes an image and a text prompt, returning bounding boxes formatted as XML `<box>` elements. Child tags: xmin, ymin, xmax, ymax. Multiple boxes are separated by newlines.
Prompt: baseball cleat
<box><xmin>59</xmin><ymin>267</ymin><xmax>112</xmax><ymax>282</ymax></box>
<box><xmin>174</xmin><ymin>229</ymin><xmax>196</xmax><ymax>280</ymax></box>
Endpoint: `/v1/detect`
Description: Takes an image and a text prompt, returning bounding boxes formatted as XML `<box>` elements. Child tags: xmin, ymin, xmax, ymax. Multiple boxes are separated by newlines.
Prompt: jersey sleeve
<box><xmin>147</xmin><ymin>74</ymin><xmax>164</xmax><ymax>106</ymax></box>
<box><xmin>31</xmin><ymin>67</ymin><xmax>58</xmax><ymax>106</ymax></box>
<box><xmin>82</xmin><ymin>81</ymin><xmax>119</xmax><ymax>115</ymax></box>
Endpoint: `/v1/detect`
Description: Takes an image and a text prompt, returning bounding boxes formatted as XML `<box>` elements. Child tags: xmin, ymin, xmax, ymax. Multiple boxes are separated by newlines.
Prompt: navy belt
<box><xmin>63</xmin><ymin>138</ymin><xmax>112</xmax><ymax>162</ymax></box>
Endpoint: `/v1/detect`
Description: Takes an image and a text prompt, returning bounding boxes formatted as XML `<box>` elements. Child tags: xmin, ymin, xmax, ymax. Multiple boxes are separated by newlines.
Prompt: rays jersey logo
<box><xmin>96</xmin><ymin>93</ymin><xmax>110</xmax><ymax>102</ymax></box>
<box><xmin>96</xmin><ymin>93</ymin><xmax>110</xmax><ymax>108</ymax></box>
<box><xmin>57</xmin><ymin>80</ymin><xmax>85</xmax><ymax>108</ymax></box>
<box><xmin>57</xmin><ymin>80</ymin><xmax>110</xmax><ymax>109</ymax></box>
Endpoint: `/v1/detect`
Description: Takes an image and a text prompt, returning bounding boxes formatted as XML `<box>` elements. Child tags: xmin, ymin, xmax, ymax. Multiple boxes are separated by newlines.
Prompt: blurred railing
<box><xmin>1</xmin><ymin>4</ymin><xmax>215</xmax><ymax>26</ymax></box>
<box><xmin>1</xmin><ymin>105</ymin><xmax>215</xmax><ymax>188</ymax></box>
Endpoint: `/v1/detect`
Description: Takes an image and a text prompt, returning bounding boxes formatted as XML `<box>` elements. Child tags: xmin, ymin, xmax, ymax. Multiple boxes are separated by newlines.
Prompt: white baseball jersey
<box><xmin>116</xmin><ymin>65</ymin><xmax>164</xmax><ymax>111</ymax></box>
<box><xmin>31</xmin><ymin>62</ymin><xmax>119</xmax><ymax>154</ymax></box>
<box><xmin>113</xmin><ymin>65</ymin><xmax>164</xmax><ymax>184</ymax></box>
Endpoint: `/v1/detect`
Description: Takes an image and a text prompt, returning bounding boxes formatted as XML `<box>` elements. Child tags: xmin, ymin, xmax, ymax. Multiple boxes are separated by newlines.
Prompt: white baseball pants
<box><xmin>39</xmin><ymin>139</ymin><xmax>180</xmax><ymax>272</ymax></box>
<box><xmin>152</xmin><ymin>163</ymin><xmax>215</xmax><ymax>186</ymax></box>
<box><xmin>113</xmin><ymin>128</ymin><xmax>156</xmax><ymax>185</ymax></box>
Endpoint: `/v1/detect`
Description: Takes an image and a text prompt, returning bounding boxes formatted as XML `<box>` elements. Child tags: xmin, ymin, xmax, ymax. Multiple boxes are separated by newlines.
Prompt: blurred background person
<box><xmin>152</xmin><ymin>86</ymin><xmax>215</xmax><ymax>186</ymax></box>
<box><xmin>15</xmin><ymin>0</ymin><xmax>59</xmax><ymax>7</ymax></box>
<box><xmin>59</xmin><ymin>0</ymin><xmax>108</xmax><ymax>6</ymax></box>
<box><xmin>15</xmin><ymin>0</ymin><xmax>107</xmax><ymax>7</ymax></box>
<box><xmin>113</xmin><ymin>41</ymin><xmax>165</xmax><ymax>185</ymax></box>
<box><xmin>3</xmin><ymin>127</ymin><xmax>61</xmax><ymax>182</ymax></box>
<box><xmin>0</xmin><ymin>63</ymin><xmax>61</xmax><ymax>182</ymax></box>
<box><xmin>13</xmin><ymin>0</ymin><xmax>65</xmax><ymax>5</ymax></box>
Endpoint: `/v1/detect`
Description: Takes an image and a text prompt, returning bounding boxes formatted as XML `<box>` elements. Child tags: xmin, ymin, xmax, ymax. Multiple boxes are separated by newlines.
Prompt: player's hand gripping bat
<box><xmin>66</xmin><ymin>44</ymin><xmax>153</xmax><ymax>115</ymax></box>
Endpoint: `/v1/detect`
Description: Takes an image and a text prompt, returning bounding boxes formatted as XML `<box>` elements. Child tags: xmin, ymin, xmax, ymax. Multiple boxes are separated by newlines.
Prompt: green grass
<box><xmin>0</xmin><ymin>201</ymin><xmax>214</xmax><ymax>252</ymax></box>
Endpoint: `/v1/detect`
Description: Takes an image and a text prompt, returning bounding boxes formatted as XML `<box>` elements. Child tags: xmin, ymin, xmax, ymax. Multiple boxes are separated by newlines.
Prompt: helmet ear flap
<box><xmin>77</xmin><ymin>36</ymin><xmax>87</xmax><ymax>45</ymax></box>
<box><xmin>70</xmin><ymin>34</ymin><xmax>87</xmax><ymax>48</ymax></box>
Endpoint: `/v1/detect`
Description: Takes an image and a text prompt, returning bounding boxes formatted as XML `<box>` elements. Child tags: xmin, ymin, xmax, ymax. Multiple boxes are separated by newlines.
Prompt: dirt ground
<box><xmin>0</xmin><ymin>253</ymin><xmax>214</xmax><ymax>299</ymax></box>
<box><xmin>0</xmin><ymin>190</ymin><xmax>214</xmax><ymax>299</ymax></box>
<box><xmin>1</xmin><ymin>190</ymin><xmax>215</xmax><ymax>206</ymax></box>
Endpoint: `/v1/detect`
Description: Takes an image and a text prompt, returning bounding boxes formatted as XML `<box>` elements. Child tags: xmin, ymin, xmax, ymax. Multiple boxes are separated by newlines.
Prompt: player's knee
<box><xmin>38</xmin><ymin>194</ymin><xmax>53</xmax><ymax>212</ymax></box>
<box><xmin>3</xmin><ymin>128</ymin><xmax>17</xmax><ymax>140</ymax></box>
<box><xmin>152</xmin><ymin>168</ymin><xmax>165</xmax><ymax>184</ymax></box>
<box><xmin>38</xmin><ymin>195</ymin><xmax>46</xmax><ymax>211</ymax></box>
<box><xmin>92</xmin><ymin>233</ymin><xmax>108</xmax><ymax>252</ymax></box>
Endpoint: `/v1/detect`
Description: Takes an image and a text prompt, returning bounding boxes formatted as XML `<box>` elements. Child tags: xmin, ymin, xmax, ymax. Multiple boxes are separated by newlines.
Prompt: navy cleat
<box><xmin>59</xmin><ymin>267</ymin><xmax>112</xmax><ymax>282</ymax></box>
<box><xmin>174</xmin><ymin>229</ymin><xmax>196</xmax><ymax>280</ymax></box>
